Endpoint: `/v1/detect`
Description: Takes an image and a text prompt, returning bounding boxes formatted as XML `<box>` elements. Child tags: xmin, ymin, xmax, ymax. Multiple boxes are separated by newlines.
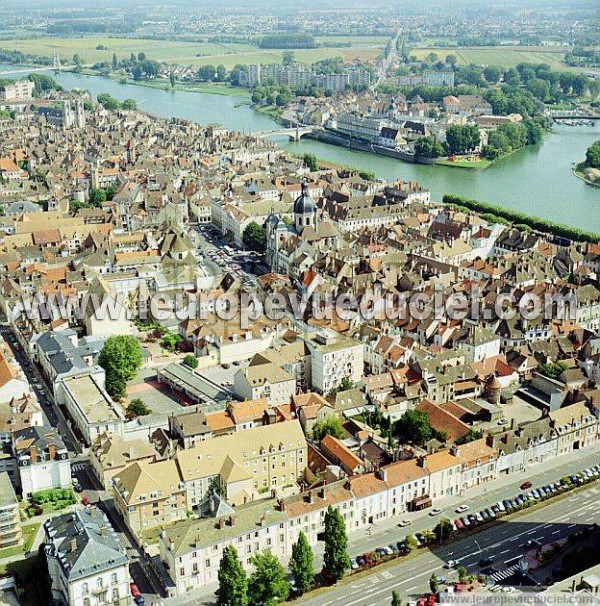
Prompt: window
<box><xmin>96</xmin><ymin>578</ymin><xmax>103</xmax><ymax>589</ymax></box>
<box><xmin>82</xmin><ymin>583</ymin><xmax>89</xmax><ymax>595</ymax></box>
<box><xmin>112</xmin><ymin>588</ymin><xmax>119</xmax><ymax>600</ymax></box>
<box><xmin>111</xmin><ymin>573</ymin><xmax>117</xmax><ymax>585</ymax></box>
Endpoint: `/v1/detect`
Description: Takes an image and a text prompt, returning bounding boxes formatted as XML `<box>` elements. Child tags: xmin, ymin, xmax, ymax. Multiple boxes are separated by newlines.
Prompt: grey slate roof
<box><xmin>44</xmin><ymin>507</ymin><xmax>128</xmax><ymax>582</ymax></box>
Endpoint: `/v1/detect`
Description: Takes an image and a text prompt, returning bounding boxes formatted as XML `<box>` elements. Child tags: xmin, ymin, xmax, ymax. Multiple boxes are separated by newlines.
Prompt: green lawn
<box><xmin>412</xmin><ymin>45</ymin><xmax>572</xmax><ymax>70</ymax></box>
<box><xmin>436</xmin><ymin>157</ymin><xmax>492</xmax><ymax>169</ymax></box>
<box><xmin>0</xmin><ymin>36</ymin><xmax>379</xmax><ymax>69</ymax></box>
<box><xmin>0</xmin><ymin>523</ymin><xmax>40</xmax><ymax>561</ymax></box>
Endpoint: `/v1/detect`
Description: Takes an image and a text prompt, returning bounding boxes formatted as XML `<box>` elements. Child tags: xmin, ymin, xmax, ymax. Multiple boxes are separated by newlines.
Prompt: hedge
<box><xmin>442</xmin><ymin>194</ymin><xmax>600</xmax><ymax>243</ymax></box>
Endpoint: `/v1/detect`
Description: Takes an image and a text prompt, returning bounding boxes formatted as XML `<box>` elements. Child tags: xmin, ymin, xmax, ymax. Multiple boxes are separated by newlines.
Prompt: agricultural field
<box><xmin>411</xmin><ymin>46</ymin><xmax>572</xmax><ymax>70</ymax></box>
<box><xmin>0</xmin><ymin>35</ymin><xmax>381</xmax><ymax>69</ymax></box>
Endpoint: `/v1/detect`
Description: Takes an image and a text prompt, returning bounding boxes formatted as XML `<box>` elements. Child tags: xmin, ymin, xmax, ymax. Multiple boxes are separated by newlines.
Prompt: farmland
<box><xmin>411</xmin><ymin>46</ymin><xmax>573</xmax><ymax>70</ymax></box>
<box><xmin>0</xmin><ymin>35</ymin><xmax>383</xmax><ymax>69</ymax></box>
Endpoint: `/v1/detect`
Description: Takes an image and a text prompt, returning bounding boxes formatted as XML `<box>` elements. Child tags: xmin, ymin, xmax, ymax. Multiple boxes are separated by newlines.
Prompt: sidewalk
<box><xmin>163</xmin><ymin>442</ymin><xmax>600</xmax><ymax>606</ymax></box>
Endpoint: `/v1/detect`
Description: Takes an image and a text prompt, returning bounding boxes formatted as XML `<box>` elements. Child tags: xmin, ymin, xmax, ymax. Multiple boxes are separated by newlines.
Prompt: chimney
<box><xmin>30</xmin><ymin>445</ymin><xmax>38</xmax><ymax>464</ymax></box>
<box><xmin>229</xmin><ymin>515</ymin><xmax>236</xmax><ymax>527</ymax></box>
<box><xmin>486</xmin><ymin>434</ymin><xmax>496</xmax><ymax>448</ymax></box>
<box><xmin>278</xmin><ymin>499</ymin><xmax>286</xmax><ymax>512</ymax></box>
<box><xmin>378</xmin><ymin>468</ymin><xmax>388</xmax><ymax>482</ymax></box>
<box><xmin>218</xmin><ymin>518</ymin><xmax>225</xmax><ymax>530</ymax></box>
<box><xmin>70</xmin><ymin>538</ymin><xmax>77</xmax><ymax>552</ymax></box>
<box><xmin>48</xmin><ymin>442</ymin><xmax>56</xmax><ymax>460</ymax></box>
<box><xmin>100</xmin><ymin>525</ymin><xmax>107</xmax><ymax>537</ymax></box>
<box><xmin>318</xmin><ymin>486</ymin><xmax>326</xmax><ymax>500</ymax></box>
<box><xmin>344</xmin><ymin>479</ymin><xmax>351</xmax><ymax>491</ymax></box>
<box><xmin>307</xmin><ymin>490</ymin><xmax>314</xmax><ymax>504</ymax></box>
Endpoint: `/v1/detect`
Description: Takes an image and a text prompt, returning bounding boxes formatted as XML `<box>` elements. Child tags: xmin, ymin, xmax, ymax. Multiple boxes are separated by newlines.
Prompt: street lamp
<box><xmin>475</xmin><ymin>540</ymin><xmax>482</xmax><ymax>555</ymax></box>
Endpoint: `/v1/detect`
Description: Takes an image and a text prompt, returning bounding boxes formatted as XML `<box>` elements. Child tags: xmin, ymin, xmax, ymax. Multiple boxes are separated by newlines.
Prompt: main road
<box><xmin>296</xmin><ymin>483</ymin><xmax>600</xmax><ymax>606</ymax></box>
<box><xmin>166</xmin><ymin>445</ymin><xmax>600</xmax><ymax>606</ymax></box>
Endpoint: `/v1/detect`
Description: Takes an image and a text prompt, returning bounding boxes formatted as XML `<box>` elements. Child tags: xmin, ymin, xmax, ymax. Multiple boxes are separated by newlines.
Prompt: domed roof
<box><xmin>486</xmin><ymin>375</ymin><xmax>502</xmax><ymax>391</ymax></box>
<box><xmin>294</xmin><ymin>181</ymin><xmax>316</xmax><ymax>215</ymax></box>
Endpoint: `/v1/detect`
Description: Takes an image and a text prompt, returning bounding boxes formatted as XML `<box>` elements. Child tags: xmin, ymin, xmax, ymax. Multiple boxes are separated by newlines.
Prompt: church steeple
<box><xmin>294</xmin><ymin>179</ymin><xmax>316</xmax><ymax>232</ymax></box>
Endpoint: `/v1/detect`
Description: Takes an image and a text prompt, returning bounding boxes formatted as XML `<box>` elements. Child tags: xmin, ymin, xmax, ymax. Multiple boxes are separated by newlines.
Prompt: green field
<box><xmin>0</xmin><ymin>36</ymin><xmax>380</xmax><ymax>69</ymax></box>
<box><xmin>412</xmin><ymin>45</ymin><xmax>572</xmax><ymax>70</ymax></box>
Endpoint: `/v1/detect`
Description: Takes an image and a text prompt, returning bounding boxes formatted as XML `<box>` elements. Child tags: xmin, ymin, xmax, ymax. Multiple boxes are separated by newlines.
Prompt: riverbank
<box><xmin>443</xmin><ymin>194</ymin><xmax>599</xmax><ymax>242</ymax></box>
<box><xmin>74</xmin><ymin>67</ymin><xmax>250</xmax><ymax>97</ymax></box>
<box><xmin>574</xmin><ymin>162</ymin><xmax>600</xmax><ymax>188</ymax></box>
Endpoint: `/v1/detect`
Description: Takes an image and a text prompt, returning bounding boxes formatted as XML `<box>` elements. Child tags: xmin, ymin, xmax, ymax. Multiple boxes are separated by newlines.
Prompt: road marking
<box><xmin>552</xmin><ymin>530</ymin><xmax>561</xmax><ymax>535</ymax></box>
<box><xmin>500</xmin><ymin>549</ymin><xmax>510</xmax><ymax>554</ymax></box>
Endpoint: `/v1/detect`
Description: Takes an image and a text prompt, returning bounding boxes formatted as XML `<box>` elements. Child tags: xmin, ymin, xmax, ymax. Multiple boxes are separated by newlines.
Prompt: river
<box><xmin>3</xmin><ymin>65</ymin><xmax>599</xmax><ymax>231</ymax></box>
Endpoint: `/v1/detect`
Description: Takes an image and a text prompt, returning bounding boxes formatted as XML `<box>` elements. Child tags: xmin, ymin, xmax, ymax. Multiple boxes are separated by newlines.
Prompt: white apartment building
<box><xmin>305</xmin><ymin>331</ymin><xmax>364</xmax><ymax>395</ymax></box>
<box><xmin>44</xmin><ymin>507</ymin><xmax>131</xmax><ymax>606</ymax></box>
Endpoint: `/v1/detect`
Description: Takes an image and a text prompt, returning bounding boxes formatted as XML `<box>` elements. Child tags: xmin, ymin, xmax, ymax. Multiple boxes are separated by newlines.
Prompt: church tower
<box><xmin>293</xmin><ymin>180</ymin><xmax>316</xmax><ymax>233</ymax></box>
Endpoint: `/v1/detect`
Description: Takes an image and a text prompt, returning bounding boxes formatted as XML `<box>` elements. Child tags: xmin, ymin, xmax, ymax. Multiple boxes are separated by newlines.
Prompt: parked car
<box><xmin>134</xmin><ymin>597</ymin><xmax>145</xmax><ymax>606</ymax></box>
<box><xmin>460</xmin><ymin>516</ymin><xmax>471</xmax><ymax>527</ymax></box>
<box><xmin>130</xmin><ymin>584</ymin><xmax>141</xmax><ymax>598</ymax></box>
<box><xmin>454</xmin><ymin>518</ymin><xmax>465</xmax><ymax>530</ymax></box>
<box><xmin>73</xmin><ymin>484</ymin><xmax>83</xmax><ymax>493</ymax></box>
<box><xmin>351</xmin><ymin>558</ymin><xmax>359</xmax><ymax>570</ymax></box>
<box><xmin>389</xmin><ymin>543</ymin><xmax>400</xmax><ymax>553</ymax></box>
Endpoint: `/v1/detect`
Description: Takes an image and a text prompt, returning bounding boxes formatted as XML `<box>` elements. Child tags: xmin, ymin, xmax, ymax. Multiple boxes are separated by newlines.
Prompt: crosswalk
<box><xmin>71</xmin><ymin>463</ymin><xmax>88</xmax><ymax>472</ymax></box>
<box><xmin>488</xmin><ymin>565</ymin><xmax>519</xmax><ymax>582</ymax></box>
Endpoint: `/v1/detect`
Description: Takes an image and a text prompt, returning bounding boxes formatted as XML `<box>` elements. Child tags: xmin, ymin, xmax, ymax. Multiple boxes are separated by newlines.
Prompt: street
<box><xmin>164</xmin><ymin>444</ymin><xmax>600</xmax><ymax>606</ymax></box>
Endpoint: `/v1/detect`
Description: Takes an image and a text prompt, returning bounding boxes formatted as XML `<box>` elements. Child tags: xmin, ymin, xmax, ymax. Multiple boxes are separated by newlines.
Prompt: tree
<box><xmin>128</xmin><ymin>398</ymin><xmax>151</xmax><ymax>418</ymax></box>
<box><xmin>198</xmin><ymin>65</ymin><xmax>216</xmax><ymax>82</ymax></box>
<box><xmin>445</xmin><ymin>125</ymin><xmax>480</xmax><ymax>156</ymax></box>
<box><xmin>112</xmin><ymin>53</ymin><xmax>118</xmax><ymax>70</ymax></box>
<box><xmin>394</xmin><ymin>410</ymin><xmax>433</xmax><ymax>447</ymax></box>
<box><xmin>121</xmin><ymin>98</ymin><xmax>137</xmax><ymax>110</ymax></box>
<box><xmin>405</xmin><ymin>534</ymin><xmax>418</xmax><ymax>550</ymax></box>
<box><xmin>183</xmin><ymin>354</ymin><xmax>198</xmax><ymax>369</ymax></box>
<box><xmin>282</xmin><ymin>51</ymin><xmax>295</xmax><ymax>66</ymax></box>
<box><xmin>322</xmin><ymin>505</ymin><xmax>350</xmax><ymax>583</ymax></box>
<box><xmin>312</xmin><ymin>416</ymin><xmax>344</xmax><ymax>442</ymax></box>
<box><xmin>89</xmin><ymin>188</ymin><xmax>107</xmax><ymax>207</ymax></box>
<box><xmin>414</xmin><ymin>136</ymin><xmax>445</xmax><ymax>158</ymax></box>
<box><xmin>72</xmin><ymin>53</ymin><xmax>83</xmax><ymax>72</ymax></box>
<box><xmin>242</xmin><ymin>221</ymin><xmax>267</xmax><ymax>252</ymax></box>
<box><xmin>248</xmin><ymin>550</ymin><xmax>290</xmax><ymax>606</ymax></box>
<box><xmin>585</xmin><ymin>140</ymin><xmax>600</xmax><ymax>169</ymax></box>
<box><xmin>137</xmin><ymin>52</ymin><xmax>146</xmax><ymax>61</ymax></box>
<box><xmin>216</xmin><ymin>65</ymin><xmax>227</xmax><ymax>82</ymax></box>
<box><xmin>434</xmin><ymin>517</ymin><xmax>454</xmax><ymax>543</ymax></box>
<box><xmin>97</xmin><ymin>92</ymin><xmax>121</xmax><ymax>111</ymax></box>
<box><xmin>328</xmin><ymin>376</ymin><xmax>355</xmax><ymax>396</ymax></box>
<box><xmin>289</xmin><ymin>531</ymin><xmax>314</xmax><ymax>595</ymax></box>
<box><xmin>457</xmin><ymin>428</ymin><xmax>483</xmax><ymax>445</ymax></box>
<box><xmin>303</xmin><ymin>153</ymin><xmax>319</xmax><ymax>171</ymax></box>
<box><xmin>503</xmin><ymin>67</ymin><xmax>521</xmax><ymax>87</ymax></box>
<box><xmin>457</xmin><ymin>566</ymin><xmax>468</xmax><ymax>583</ymax></box>
<box><xmin>162</xmin><ymin>333</ymin><xmax>184</xmax><ymax>352</ymax></box>
<box><xmin>483</xmin><ymin>65</ymin><xmax>502</xmax><ymax>83</ymax></box>
<box><xmin>430</xmin><ymin>574</ymin><xmax>439</xmax><ymax>595</ymax></box>
<box><xmin>527</xmin><ymin>78</ymin><xmax>550</xmax><ymax>101</ymax></box>
<box><xmin>217</xmin><ymin>546</ymin><xmax>248</xmax><ymax>606</ymax></box>
<box><xmin>539</xmin><ymin>360</ymin><xmax>569</xmax><ymax>379</ymax></box>
<box><xmin>445</xmin><ymin>54</ymin><xmax>458</xmax><ymax>66</ymax></box>
<box><xmin>391</xmin><ymin>590</ymin><xmax>403</xmax><ymax>606</ymax></box>
<box><xmin>170</xmin><ymin>72</ymin><xmax>176</xmax><ymax>88</ymax></box>
<box><xmin>98</xmin><ymin>336</ymin><xmax>142</xmax><ymax>398</ymax></box>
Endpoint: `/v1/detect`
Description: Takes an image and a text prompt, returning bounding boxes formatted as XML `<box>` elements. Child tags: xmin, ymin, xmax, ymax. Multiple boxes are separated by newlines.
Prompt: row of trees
<box><xmin>217</xmin><ymin>507</ymin><xmax>349</xmax><ymax>605</ymax></box>
<box><xmin>97</xmin><ymin>92</ymin><xmax>137</xmax><ymax>112</ymax></box>
<box><xmin>443</xmin><ymin>194</ymin><xmax>599</xmax><ymax>243</ymax></box>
